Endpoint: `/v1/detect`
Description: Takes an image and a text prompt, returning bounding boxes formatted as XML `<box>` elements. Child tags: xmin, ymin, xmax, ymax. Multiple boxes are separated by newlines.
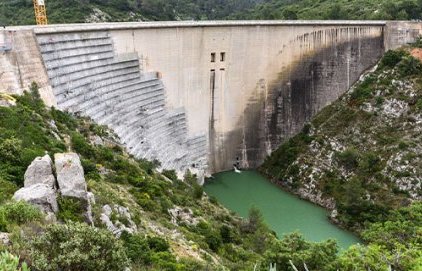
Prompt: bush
<box><xmin>359</xmin><ymin>152</ymin><xmax>382</xmax><ymax>174</ymax></box>
<box><xmin>192</xmin><ymin>184</ymin><xmax>203</xmax><ymax>200</ymax></box>
<box><xmin>120</xmin><ymin>232</ymin><xmax>180</xmax><ymax>269</ymax></box>
<box><xmin>397</xmin><ymin>55</ymin><xmax>422</xmax><ymax>76</ymax></box>
<box><xmin>162</xmin><ymin>170</ymin><xmax>178</xmax><ymax>181</ymax></box>
<box><xmin>241</xmin><ymin>207</ymin><xmax>264</xmax><ymax>234</ymax></box>
<box><xmin>0</xmin><ymin>251</ymin><xmax>30</xmax><ymax>271</ymax></box>
<box><xmin>350</xmin><ymin>76</ymin><xmax>375</xmax><ymax>103</ymax></box>
<box><xmin>265</xmin><ymin>232</ymin><xmax>338</xmax><ymax>271</ymax></box>
<box><xmin>71</xmin><ymin>132</ymin><xmax>95</xmax><ymax>158</ymax></box>
<box><xmin>379</xmin><ymin>50</ymin><xmax>408</xmax><ymax>69</ymax></box>
<box><xmin>147</xmin><ymin>236</ymin><xmax>170</xmax><ymax>252</ymax></box>
<box><xmin>57</xmin><ymin>196</ymin><xmax>86</xmax><ymax>223</ymax></box>
<box><xmin>335</xmin><ymin>149</ymin><xmax>359</xmax><ymax>170</ymax></box>
<box><xmin>0</xmin><ymin>179</ymin><xmax>18</xmax><ymax>204</ymax></box>
<box><xmin>120</xmin><ymin>232</ymin><xmax>152</xmax><ymax>265</ymax></box>
<box><xmin>0</xmin><ymin>201</ymin><xmax>42</xmax><ymax>232</ymax></box>
<box><xmin>29</xmin><ymin>222</ymin><xmax>129</xmax><ymax>271</ymax></box>
<box><xmin>51</xmin><ymin>107</ymin><xmax>77</xmax><ymax>131</ymax></box>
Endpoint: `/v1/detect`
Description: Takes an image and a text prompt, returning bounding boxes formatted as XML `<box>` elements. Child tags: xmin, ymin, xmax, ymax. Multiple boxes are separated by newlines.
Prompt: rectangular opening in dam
<box><xmin>211</xmin><ymin>53</ymin><xmax>216</xmax><ymax>63</ymax></box>
<box><xmin>220</xmin><ymin>52</ymin><xmax>226</xmax><ymax>62</ymax></box>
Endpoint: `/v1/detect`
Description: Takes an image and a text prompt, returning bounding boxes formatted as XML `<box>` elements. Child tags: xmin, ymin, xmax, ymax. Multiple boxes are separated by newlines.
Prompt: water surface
<box><xmin>204</xmin><ymin>171</ymin><xmax>360</xmax><ymax>249</ymax></box>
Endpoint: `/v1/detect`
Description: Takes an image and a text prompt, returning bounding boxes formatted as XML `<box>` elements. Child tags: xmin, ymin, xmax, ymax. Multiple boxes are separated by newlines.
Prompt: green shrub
<box><xmin>335</xmin><ymin>149</ymin><xmax>360</xmax><ymax>170</ymax></box>
<box><xmin>0</xmin><ymin>251</ymin><xmax>30</xmax><ymax>271</ymax></box>
<box><xmin>29</xmin><ymin>222</ymin><xmax>129</xmax><ymax>271</ymax></box>
<box><xmin>379</xmin><ymin>50</ymin><xmax>408</xmax><ymax>69</ymax></box>
<box><xmin>359</xmin><ymin>152</ymin><xmax>382</xmax><ymax>174</ymax></box>
<box><xmin>51</xmin><ymin>107</ymin><xmax>77</xmax><ymax>131</ymax></box>
<box><xmin>209</xmin><ymin>196</ymin><xmax>218</xmax><ymax>205</ymax></box>
<box><xmin>416</xmin><ymin>98</ymin><xmax>422</xmax><ymax>111</ymax></box>
<box><xmin>162</xmin><ymin>170</ymin><xmax>178</xmax><ymax>181</ymax></box>
<box><xmin>120</xmin><ymin>232</ymin><xmax>152</xmax><ymax>265</ymax></box>
<box><xmin>57</xmin><ymin>197</ymin><xmax>86</xmax><ymax>223</ymax></box>
<box><xmin>0</xmin><ymin>137</ymin><xmax>22</xmax><ymax>164</ymax></box>
<box><xmin>17</xmin><ymin>83</ymin><xmax>46</xmax><ymax>115</ymax></box>
<box><xmin>261</xmin><ymin>131</ymin><xmax>310</xmax><ymax>180</ymax></box>
<box><xmin>147</xmin><ymin>236</ymin><xmax>170</xmax><ymax>252</ymax></box>
<box><xmin>265</xmin><ymin>232</ymin><xmax>338</xmax><ymax>271</ymax></box>
<box><xmin>120</xmin><ymin>232</ymin><xmax>176</xmax><ymax>268</ymax></box>
<box><xmin>192</xmin><ymin>183</ymin><xmax>203</xmax><ymax>200</ymax></box>
<box><xmin>71</xmin><ymin>132</ymin><xmax>95</xmax><ymax>158</ymax></box>
<box><xmin>220</xmin><ymin>225</ymin><xmax>234</xmax><ymax>243</ymax></box>
<box><xmin>0</xmin><ymin>201</ymin><xmax>42</xmax><ymax>232</ymax></box>
<box><xmin>0</xmin><ymin>179</ymin><xmax>18</xmax><ymax>204</ymax></box>
<box><xmin>81</xmin><ymin>159</ymin><xmax>101</xmax><ymax>181</ymax></box>
<box><xmin>350</xmin><ymin>76</ymin><xmax>375</xmax><ymax>103</ymax></box>
<box><xmin>397</xmin><ymin>55</ymin><xmax>422</xmax><ymax>76</ymax></box>
<box><xmin>241</xmin><ymin>207</ymin><xmax>264</xmax><ymax>234</ymax></box>
<box><xmin>337</xmin><ymin>244</ymin><xmax>392</xmax><ymax>271</ymax></box>
<box><xmin>205</xmin><ymin>232</ymin><xmax>222</xmax><ymax>252</ymax></box>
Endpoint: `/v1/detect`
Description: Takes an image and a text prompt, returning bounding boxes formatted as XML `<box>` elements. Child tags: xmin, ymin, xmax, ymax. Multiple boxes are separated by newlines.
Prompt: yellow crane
<box><xmin>33</xmin><ymin>0</ymin><xmax>48</xmax><ymax>25</ymax></box>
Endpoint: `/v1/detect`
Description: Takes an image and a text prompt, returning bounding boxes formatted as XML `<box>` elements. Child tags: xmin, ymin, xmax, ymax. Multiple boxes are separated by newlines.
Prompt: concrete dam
<box><xmin>1</xmin><ymin>21</ymin><xmax>421</xmax><ymax>176</ymax></box>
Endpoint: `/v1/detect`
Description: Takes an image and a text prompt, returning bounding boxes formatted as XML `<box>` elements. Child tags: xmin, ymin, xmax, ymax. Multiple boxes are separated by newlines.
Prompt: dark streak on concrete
<box><xmin>210</xmin><ymin>34</ymin><xmax>384</xmax><ymax>173</ymax></box>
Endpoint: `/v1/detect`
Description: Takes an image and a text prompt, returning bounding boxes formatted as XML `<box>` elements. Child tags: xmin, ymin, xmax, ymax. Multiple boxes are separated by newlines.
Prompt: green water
<box><xmin>204</xmin><ymin>171</ymin><xmax>360</xmax><ymax>249</ymax></box>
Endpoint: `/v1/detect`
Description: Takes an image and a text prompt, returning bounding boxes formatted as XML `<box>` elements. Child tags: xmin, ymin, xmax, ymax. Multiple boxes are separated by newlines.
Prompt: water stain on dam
<box><xmin>209</xmin><ymin>31</ymin><xmax>384</xmax><ymax>172</ymax></box>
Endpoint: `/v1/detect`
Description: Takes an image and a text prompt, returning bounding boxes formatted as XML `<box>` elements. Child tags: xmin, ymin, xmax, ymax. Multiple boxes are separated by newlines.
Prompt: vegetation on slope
<box><xmin>3</xmin><ymin>0</ymin><xmax>422</xmax><ymax>25</ymax></box>
<box><xmin>232</xmin><ymin>0</ymin><xmax>422</xmax><ymax>20</ymax></box>
<box><xmin>0</xmin><ymin>79</ymin><xmax>420</xmax><ymax>270</ymax></box>
<box><xmin>260</xmin><ymin>45</ymin><xmax>422</xmax><ymax>268</ymax></box>
<box><xmin>0</xmin><ymin>0</ymin><xmax>266</xmax><ymax>25</ymax></box>
<box><xmin>0</xmin><ymin>83</ymin><xmax>420</xmax><ymax>270</ymax></box>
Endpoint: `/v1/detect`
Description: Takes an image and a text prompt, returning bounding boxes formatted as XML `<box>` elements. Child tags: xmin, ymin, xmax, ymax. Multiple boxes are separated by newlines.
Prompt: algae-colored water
<box><xmin>204</xmin><ymin>171</ymin><xmax>360</xmax><ymax>249</ymax></box>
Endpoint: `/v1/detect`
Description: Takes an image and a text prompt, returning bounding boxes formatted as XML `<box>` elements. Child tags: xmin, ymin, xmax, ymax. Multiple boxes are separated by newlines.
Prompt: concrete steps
<box><xmin>36</xmin><ymin>31</ymin><xmax>208</xmax><ymax>173</ymax></box>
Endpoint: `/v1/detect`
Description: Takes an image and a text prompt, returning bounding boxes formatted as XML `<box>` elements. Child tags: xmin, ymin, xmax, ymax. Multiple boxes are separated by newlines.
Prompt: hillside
<box><xmin>261</xmin><ymin>45</ymin><xmax>422</xmax><ymax>233</ymax></box>
<box><xmin>0</xmin><ymin>81</ymin><xmax>420</xmax><ymax>269</ymax></box>
<box><xmin>232</xmin><ymin>0</ymin><xmax>422</xmax><ymax>20</ymax></box>
<box><xmin>0</xmin><ymin>0</ymin><xmax>266</xmax><ymax>25</ymax></box>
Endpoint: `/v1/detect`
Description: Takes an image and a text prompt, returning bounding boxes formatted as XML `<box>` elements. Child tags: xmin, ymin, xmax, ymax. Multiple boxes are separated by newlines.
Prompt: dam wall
<box><xmin>1</xmin><ymin>21</ymin><xmax>421</xmax><ymax>175</ymax></box>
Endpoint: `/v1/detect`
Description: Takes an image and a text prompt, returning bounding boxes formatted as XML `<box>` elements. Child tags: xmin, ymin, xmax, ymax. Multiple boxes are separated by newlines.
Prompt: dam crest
<box><xmin>1</xmin><ymin>21</ymin><xmax>421</xmax><ymax>175</ymax></box>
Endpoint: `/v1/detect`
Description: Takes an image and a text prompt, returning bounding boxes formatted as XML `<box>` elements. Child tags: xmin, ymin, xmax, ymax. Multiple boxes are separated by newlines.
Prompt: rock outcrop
<box><xmin>100</xmin><ymin>204</ymin><xmax>137</xmax><ymax>237</ymax></box>
<box><xmin>24</xmin><ymin>154</ymin><xmax>56</xmax><ymax>188</ymax></box>
<box><xmin>13</xmin><ymin>154</ymin><xmax>58</xmax><ymax>215</ymax></box>
<box><xmin>55</xmin><ymin>153</ymin><xmax>87</xmax><ymax>200</ymax></box>
<box><xmin>13</xmin><ymin>153</ymin><xmax>94</xmax><ymax>224</ymax></box>
<box><xmin>168</xmin><ymin>206</ymin><xmax>200</xmax><ymax>226</ymax></box>
<box><xmin>55</xmin><ymin>153</ymin><xmax>93</xmax><ymax>224</ymax></box>
<box><xmin>0</xmin><ymin>232</ymin><xmax>10</xmax><ymax>246</ymax></box>
<box><xmin>13</xmin><ymin>183</ymin><xmax>59</xmax><ymax>214</ymax></box>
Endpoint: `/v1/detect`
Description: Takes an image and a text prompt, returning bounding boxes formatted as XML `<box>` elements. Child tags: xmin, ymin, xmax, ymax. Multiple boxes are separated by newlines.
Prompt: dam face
<box><xmin>1</xmin><ymin>21</ymin><xmax>422</xmax><ymax>175</ymax></box>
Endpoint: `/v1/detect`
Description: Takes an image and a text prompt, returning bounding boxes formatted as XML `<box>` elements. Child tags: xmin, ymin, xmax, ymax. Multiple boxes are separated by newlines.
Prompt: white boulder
<box><xmin>13</xmin><ymin>183</ymin><xmax>58</xmax><ymax>213</ymax></box>
<box><xmin>55</xmin><ymin>153</ymin><xmax>87</xmax><ymax>199</ymax></box>
<box><xmin>24</xmin><ymin>154</ymin><xmax>55</xmax><ymax>188</ymax></box>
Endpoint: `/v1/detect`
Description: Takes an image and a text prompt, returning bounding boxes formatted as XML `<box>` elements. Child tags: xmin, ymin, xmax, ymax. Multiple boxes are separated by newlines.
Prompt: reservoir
<box><xmin>204</xmin><ymin>171</ymin><xmax>360</xmax><ymax>249</ymax></box>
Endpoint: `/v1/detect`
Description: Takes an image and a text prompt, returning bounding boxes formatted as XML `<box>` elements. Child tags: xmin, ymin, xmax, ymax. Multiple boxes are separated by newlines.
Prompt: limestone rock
<box><xmin>89</xmin><ymin>135</ymin><xmax>104</xmax><ymax>146</ymax></box>
<box><xmin>55</xmin><ymin>153</ymin><xmax>87</xmax><ymax>199</ymax></box>
<box><xmin>100</xmin><ymin>204</ymin><xmax>137</xmax><ymax>237</ymax></box>
<box><xmin>0</xmin><ymin>232</ymin><xmax>10</xmax><ymax>245</ymax></box>
<box><xmin>55</xmin><ymin>153</ymin><xmax>94</xmax><ymax>224</ymax></box>
<box><xmin>13</xmin><ymin>183</ymin><xmax>58</xmax><ymax>213</ymax></box>
<box><xmin>24</xmin><ymin>154</ymin><xmax>55</xmax><ymax>188</ymax></box>
<box><xmin>168</xmin><ymin>206</ymin><xmax>199</xmax><ymax>226</ymax></box>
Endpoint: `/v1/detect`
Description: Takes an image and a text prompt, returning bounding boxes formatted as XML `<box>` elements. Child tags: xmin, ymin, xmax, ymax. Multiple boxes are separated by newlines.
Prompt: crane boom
<box><xmin>33</xmin><ymin>0</ymin><xmax>48</xmax><ymax>25</ymax></box>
